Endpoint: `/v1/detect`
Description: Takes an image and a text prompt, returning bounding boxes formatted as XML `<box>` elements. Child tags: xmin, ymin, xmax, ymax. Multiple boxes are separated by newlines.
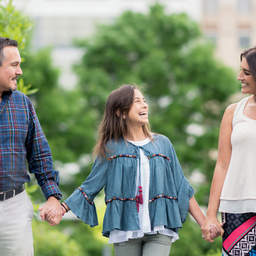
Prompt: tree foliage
<box><xmin>1</xmin><ymin>1</ymin><xmax>238</xmax><ymax>255</ymax></box>
<box><xmin>0</xmin><ymin>1</ymin><xmax>95</xmax><ymax>255</ymax></box>
<box><xmin>71</xmin><ymin>5</ymin><xmax>238</xmax><ymax>254</ymax></box>
<box><xmin>33</xmin><ymin>220</ymin><xmax>84</xmax><ymax>256</ymax></box>
<box><xmin>172</xmin><ymin>218</ymin><xmax>222</xmax><ymax>256</ymax></box>
<box><xmin>20</xmin><ymin>48</ymin><xmax>96</xmax><ymax>163</ymax></box>
<box><xmin>73</xmin><ymin>3</ymin><xmax>238</xmax><ymax>200</ymax></box>
<box><xmin>1</xmin><ymin>0</ymin><xmax>96</xmax><ymax>165</ymax></box>
<box><xmin>0</xmin><ymin>0</ymin><xmax>32</xmax><ymax>49</ymax></box>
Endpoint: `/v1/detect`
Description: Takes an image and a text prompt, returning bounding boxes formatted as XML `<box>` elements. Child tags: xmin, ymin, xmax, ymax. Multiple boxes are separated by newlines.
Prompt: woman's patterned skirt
<box><xmin>222</xmin><ymin>212</ymin><xmax>256</xmax><ymax>256</ymax></box>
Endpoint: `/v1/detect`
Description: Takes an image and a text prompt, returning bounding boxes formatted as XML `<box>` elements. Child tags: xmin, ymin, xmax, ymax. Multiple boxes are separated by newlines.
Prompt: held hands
<box><xmin>209</xmin><ymin>224</ymin><xmax>221</xmax><ymax>240</ymax></box>
<box><xmin>39</xmin><ymin>196</ymin><xmax>63</xmax><ymax>226</ymax></box>
<box><xmin>201</xmin><ymin>217</ymin><xmax>224</xmax><ymax>242</ymax></box>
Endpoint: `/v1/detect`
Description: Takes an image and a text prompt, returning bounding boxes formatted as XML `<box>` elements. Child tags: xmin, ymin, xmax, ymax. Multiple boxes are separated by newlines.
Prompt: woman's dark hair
<box><xmin>93</xmin><ymin>84</ymin><xmax>152</xmax><ymax>158</ymax></box>
<box><xmin>240</xmin><ymin>46</ymin><xmax>256</xmax><ymax>80</ymax></box>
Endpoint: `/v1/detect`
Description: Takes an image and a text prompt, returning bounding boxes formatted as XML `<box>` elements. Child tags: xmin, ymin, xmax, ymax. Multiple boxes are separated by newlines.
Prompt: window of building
<box><xmin>238</xmin><ymin>35</ymin><xmax>251</xmax><ymax>48</ymax></box>
<box><xmin>237</xmin><ymin>0</ymin><xmax>251</xmax><ymax>13</ymax></box>
<box><xmin>204</xmin><ymin>0</ymin><xmax>217</xmax><ymax>14</ymax></box>
<box><xmin>204</xmin><ymin>34</ymin><xmax>217</xmax><ymax>46</ymax></box>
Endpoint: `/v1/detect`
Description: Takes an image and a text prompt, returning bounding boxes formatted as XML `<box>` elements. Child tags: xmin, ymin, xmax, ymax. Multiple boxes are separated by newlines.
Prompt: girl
<box><xmin>59</xmin><ymin>85</ymin><xmax>214</xmax><ymax>255</ymax></box>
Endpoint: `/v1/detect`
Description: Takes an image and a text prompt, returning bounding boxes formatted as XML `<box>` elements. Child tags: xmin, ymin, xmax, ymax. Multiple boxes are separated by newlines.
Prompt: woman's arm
<box><xmin>201</xmin><ymin>103</ymin><xmax>237</xmax><ymax>242</ymax></box>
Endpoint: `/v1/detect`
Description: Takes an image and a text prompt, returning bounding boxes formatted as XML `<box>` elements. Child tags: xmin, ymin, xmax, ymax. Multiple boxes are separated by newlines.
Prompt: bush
<box><xmin>205</xmin><ymin>249</ymin><xmax>222</xmax><ymax>256</ymax></box>
<box><xmin>33</xmin><ymin>220</ymin><xmax>84</xmax><ymax>256</ymax></box>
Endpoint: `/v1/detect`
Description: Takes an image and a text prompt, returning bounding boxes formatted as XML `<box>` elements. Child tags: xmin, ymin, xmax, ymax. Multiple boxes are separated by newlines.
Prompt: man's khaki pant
<box><xmin>0</xmin><ymin>190</ymin><xmax>34</xmax><ymax>256</ymax></box>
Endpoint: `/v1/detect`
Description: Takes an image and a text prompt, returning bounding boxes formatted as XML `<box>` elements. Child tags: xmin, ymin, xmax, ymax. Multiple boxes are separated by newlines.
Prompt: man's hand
<box><xmin>39</xmin><ymin>196</ymin><xmax>62</xmax><ymax>226</ymax></box>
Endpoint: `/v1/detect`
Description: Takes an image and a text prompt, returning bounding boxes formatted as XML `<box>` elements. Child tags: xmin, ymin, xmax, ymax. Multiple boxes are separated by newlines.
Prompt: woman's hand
<box><xmin>201</xmin><ymin>216</ymin><xmax>224</xmax><ymax>242</ymax></box>
<box><xmin>210</xmin><ymin>224</ymin><xmax>221</xmax><ymax>240</ymax></box>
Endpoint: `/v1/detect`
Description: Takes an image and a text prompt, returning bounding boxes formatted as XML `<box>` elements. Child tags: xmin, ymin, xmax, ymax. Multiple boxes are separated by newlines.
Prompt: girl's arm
<box><xmin>189</xmin><ymin>196</ymin><xmax>221</xmax><ymax>240</ymax></box>
<box><xmin>188</xmin><ymin>196</ymin><xmax>205</xmax><ymax>227</ymax></box>
<box><xmin>61</xmin><ymin>202</ymin><xmax>70</xmax><ymax>214</ymax></box>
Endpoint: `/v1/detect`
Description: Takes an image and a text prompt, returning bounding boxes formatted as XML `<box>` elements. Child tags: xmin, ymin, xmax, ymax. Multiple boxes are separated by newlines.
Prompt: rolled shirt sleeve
<box><xmin>26</xmin><ymin>96</ymin><xmax>62</xmax><ymax>199</ymax></box>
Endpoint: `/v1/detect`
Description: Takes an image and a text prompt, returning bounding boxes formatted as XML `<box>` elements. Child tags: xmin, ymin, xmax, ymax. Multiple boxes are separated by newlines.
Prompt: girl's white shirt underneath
<box><xmin>108</xmin><ymin>137</ymin><xmax>179</xmax><ymax>244</ymax></box>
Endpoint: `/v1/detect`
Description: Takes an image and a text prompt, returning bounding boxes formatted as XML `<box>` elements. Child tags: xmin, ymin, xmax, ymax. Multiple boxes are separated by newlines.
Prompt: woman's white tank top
<box><xmin>219</xmin><ymin>96</ymin><xmax>256</xmax><ymax>213</ymax></box>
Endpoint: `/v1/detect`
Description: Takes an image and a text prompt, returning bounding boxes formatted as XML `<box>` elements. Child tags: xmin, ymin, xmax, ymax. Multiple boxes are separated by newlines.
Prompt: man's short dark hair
<box><xmin>0</xmin><ymin>37</ymin><xmax>18</xmax><ymax>66</ymax></box>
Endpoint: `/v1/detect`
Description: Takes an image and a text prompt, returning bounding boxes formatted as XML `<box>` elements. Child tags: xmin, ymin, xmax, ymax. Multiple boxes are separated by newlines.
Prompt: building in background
<box><xmin>8</xmin><ymin>0</ymin><xmax>201</xmax><ymax>89</ymax></box>
<box><xmin>202</xmin><ymin>0</ymin><xmax>256</xmax><ymax>70</ymax></box>
<box><xmin>10</xmin><ymin>0</ymin><xmax>202</xmax><ymax>48</ymax></box>
<box><xmin>8</xmin><ymin>0</ymin><xmax>256</xmax><ymax>89</ymax></box>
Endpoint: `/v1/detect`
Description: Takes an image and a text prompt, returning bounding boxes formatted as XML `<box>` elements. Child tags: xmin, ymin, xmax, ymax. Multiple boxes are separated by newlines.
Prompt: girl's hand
<box><xmin>201</xmin><ymin>216</ymin><xmax>224</xmax><ymax>242</ymax></box>
<box><xmin>210</xmin><ymin>224</ymin><xmax>222</xmax><ymax>240</ymax></box>
<box><xmin>39</xmin><ymin>197</ymin><xmax>63</xmax><ymax>226</ymax></box>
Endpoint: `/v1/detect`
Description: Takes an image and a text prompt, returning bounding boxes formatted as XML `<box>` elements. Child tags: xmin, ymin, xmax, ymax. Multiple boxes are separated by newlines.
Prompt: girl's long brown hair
<box><xmin>93</xmin><ymin>84</ymin><xmax>152</xmax><ymax>159</ymax></box>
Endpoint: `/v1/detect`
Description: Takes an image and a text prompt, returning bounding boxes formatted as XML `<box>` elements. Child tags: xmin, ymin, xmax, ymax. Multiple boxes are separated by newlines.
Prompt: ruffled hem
<box><xmin>149</xmin><ymin>197</ymin><xmax>183</xmax><ymax>232</ymax></box>
<box><xmin>103</xmin><ymin>200</ymin><xmax>140</xmax><ymax>237</ymax></box>
<box><xmin>108</xmin><ymin>225</ymin><xmax>179</xmax><ymax>244</ymax></box>
<box><xmin>102</xmin><ymin>196</ymin><xmax>184</xmax><ymax>237</ymax></box>
<box><xmin>65</xmin><ymin>188</ymin><xmax>98</xmax><ymax>227</ymax></box>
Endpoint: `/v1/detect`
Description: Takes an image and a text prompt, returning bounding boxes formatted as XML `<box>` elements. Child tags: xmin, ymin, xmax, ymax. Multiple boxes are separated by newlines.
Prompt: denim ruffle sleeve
<box><xmin>65</xmin><ymin>187</ymin><xmax>98</xmax><ymax>227</ymax></box>
<box><xmin>64</xmin><ymin>156</ymin><xmax>109</xmax><ymax>227</ymax></box>
<box><xmin>177</xmin><ymin>176</ymin><xmax>194</xmax><ymax>223</ymax></box>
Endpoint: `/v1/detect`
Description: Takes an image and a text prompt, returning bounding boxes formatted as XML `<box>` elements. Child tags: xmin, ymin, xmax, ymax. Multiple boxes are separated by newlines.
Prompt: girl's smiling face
<box><xmin>126</xmin><ymin>89</ymin><xmax>148</xmax><ymax>127</ymax></box>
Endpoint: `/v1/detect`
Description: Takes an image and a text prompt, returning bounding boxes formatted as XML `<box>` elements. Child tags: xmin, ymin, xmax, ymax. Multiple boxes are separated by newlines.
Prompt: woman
<box><xmin>201</xmin><ymin>46</ymin><xmax>256</xmax><ymax>255</ymax></box>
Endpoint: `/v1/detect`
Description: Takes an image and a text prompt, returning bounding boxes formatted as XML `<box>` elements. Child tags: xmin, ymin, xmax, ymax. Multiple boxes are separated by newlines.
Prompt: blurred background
<box><xmin>0</xmin><ymin>0</ymin><xmax>254</xmax><ymax>255</ymax></box>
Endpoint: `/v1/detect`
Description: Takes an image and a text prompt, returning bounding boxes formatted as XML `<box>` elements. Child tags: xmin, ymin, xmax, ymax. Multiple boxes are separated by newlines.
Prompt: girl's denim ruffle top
<box><xmin>65</xmin><ymin>134</ymin><xmax>194</xmax><ymax>237</ymax></box>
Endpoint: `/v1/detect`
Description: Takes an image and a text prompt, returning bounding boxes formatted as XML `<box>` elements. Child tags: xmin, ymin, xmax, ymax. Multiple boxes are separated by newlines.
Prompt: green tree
<box><xmin>171</xmin><ymin>218</ymin><xmax>222</xmax><ymax>256</ymax></box>
<box><xmin>0</xmin><ymin>1</ymin><xmax>100</xmax><ymax>255</ymax></box>
<box><xmin>73</xmin><ymin>3</ymin><xmax>238</xmax><ymax>196</ymax></box>
<box><xmin>0</xmin><ymin>0</ymin><xmax>32</xmax><ymax>49</ymax></box>
<box><xmin>20</xmin><ymin>48</ymin><xmax>96</xmax><ymax>164</ymax></box>
<box><xmin>0</xmin><ymin>0</ymin><xmax>96</xmax><ymax>166</ymax></box>
<box><xmin>33</xmin><ymin>221</ymin><xmax>83</xmax><ymax>256</ymax></box>
<box><xmin>72</xmin><ymin>4</ymin><xmax>238</xmax><ymax>255</ymax></box>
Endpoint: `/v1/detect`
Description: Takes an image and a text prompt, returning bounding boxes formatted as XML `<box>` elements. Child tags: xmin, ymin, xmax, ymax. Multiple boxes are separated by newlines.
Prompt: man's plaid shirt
<box><xmin>0</xmin><ymin>90</ymin><xmax>61</xmax><ymax>199</ymax></box>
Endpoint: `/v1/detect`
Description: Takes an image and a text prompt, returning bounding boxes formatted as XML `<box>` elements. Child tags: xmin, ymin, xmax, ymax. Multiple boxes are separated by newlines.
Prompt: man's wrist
<box><xmin>48</xmin><ymin>194</ymin><xmax>62</xmax><ymax>201</ymax></box>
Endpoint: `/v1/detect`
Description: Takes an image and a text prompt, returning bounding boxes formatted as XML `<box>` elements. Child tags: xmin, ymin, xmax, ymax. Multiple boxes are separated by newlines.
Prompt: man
<box><xmin>0</xmin><ymin>37</ymin><xmax>62</xmax><ymax>255</ymax></box>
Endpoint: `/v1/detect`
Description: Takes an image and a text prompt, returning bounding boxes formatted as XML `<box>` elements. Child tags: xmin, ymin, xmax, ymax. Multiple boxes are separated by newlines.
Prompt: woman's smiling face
<box><xmin>237</xmin><ymin>57</ymin><xmax>256</xmax><ymax>95</ymax></box>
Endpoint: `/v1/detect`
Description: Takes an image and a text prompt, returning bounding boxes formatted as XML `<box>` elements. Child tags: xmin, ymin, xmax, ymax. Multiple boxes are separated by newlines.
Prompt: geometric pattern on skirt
<box><xmin>222</xmin><ymin>212</ymin><xmax>256</xmax><ymax>256</ymax></box>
